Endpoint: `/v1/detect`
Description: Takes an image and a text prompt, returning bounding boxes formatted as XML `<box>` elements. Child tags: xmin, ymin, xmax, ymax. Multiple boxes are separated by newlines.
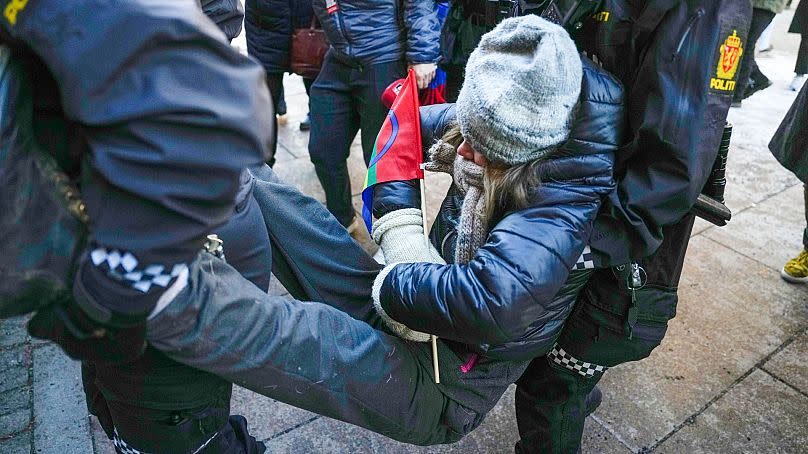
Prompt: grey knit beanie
<box><xmin>456</xmin><ymin>15</ymin><xmax>583</xmax><ymax>166</ymax></box>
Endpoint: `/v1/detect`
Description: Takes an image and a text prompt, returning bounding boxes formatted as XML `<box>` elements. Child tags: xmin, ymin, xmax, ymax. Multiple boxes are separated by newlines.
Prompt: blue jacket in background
<box><xmin>312</xmin><ymin>0</ymin><xmax>440</xmax><ymax>65</ymax></box>
<box><xmin>375</xmin><ymin>58</ymin><xmax>627</xmax><ymax>359</ymax></box>
<box><xmin>245</xmin><ymin>0</ymin><xmax>314</xmax><ymax>74</ymax></box>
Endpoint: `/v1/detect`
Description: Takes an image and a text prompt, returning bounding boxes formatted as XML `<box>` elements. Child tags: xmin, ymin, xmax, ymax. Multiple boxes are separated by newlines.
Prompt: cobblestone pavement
<box><xmin>3</xmin><ymin>7</ymin><xmax>808</xmax><ymax>454</ymax></box>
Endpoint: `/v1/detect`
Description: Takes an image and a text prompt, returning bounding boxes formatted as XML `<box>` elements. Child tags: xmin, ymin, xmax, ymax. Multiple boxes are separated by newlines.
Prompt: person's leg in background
<box><xmin>264</xmin><ymin>73</ymin><xmax>284</xmax><ymax>167</ymax></box>
<box><xmin>790</xmin><ymin>34</ymin><xmax>808</xmax><ymax>91</ymax></box>
<box><xmin>300</xmin><ymin>77</ymin><xmax>315</xmax><ymax>131</ymax></box>
<box><xmin>733</xmin><ymin>8</ymin><xmax>776</xmax><ymax>105</ymax></box>
<box><xmin>443</xmin><ymin>63</ymin><xmax>464</xmax><ymax>103</ymax></box>
<box><xmin>308</xmin><ymin>52</ymin><xmax>361</xmax><ymax>228</ymax></box>
<box><xmin>781</xmin><ymin>183</ymin><xmax>808</xmax><ymax>283</ymax></box>
<box><xmin>354</xmin><ymin>59</ymin><xmax>407</xmax><ymax>165</ymax></box>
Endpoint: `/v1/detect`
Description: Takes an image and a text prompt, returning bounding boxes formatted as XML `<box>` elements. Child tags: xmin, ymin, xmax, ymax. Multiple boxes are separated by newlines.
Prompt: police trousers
<box><xmin>144</xmin><ymin>165</ymin><xmax>528</xmax><ymax>446</ymax></box>
<box><xmin>514</xmin><ymin>215</ymin><xmax>695</xmax><ymax>453</ymax></box>
<box><xmin>84</xmin><ymin>172</ymin><xmax>274</xmax><ymax>454</ymax></box>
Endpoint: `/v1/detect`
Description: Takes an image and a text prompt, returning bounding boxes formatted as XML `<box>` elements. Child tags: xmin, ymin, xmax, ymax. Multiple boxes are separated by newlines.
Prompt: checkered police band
<box><xmin>547</xmin><ymin>345</ymin><xmax>608</xmax><ymax>378</ymax></box>
<box><xmin>572</xmin><ymin>245</ymin><xmax>595</xmax><ymax>271</ymax></box>
<box><xmin>112</xmin><ymin>428</ymin><xmax>218</xmax><ymax>454</ymax></box>
<box><xmin>90</xmin><ymin>248</ymin><xmax>188</xmax><ymax>293</ymax></box>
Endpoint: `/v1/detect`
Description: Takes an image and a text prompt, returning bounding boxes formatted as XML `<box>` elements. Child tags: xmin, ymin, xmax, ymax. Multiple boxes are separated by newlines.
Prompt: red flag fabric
<box><xmin>362</xmin><ymin>69</ymin><xmax>423</xmax><ymax>231</ymax></box>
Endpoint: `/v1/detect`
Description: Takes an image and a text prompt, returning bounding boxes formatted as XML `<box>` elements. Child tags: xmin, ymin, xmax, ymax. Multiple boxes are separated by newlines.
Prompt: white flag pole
<box><xmin>420</xmin><ymin>164</ymin><xmax>440</xmax><ymax>384</ymax></box>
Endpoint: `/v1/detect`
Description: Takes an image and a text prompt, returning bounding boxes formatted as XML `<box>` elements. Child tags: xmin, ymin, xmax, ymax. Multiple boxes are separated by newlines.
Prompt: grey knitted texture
<box><xmin>456</xmin><ymin>15</ymin><xmax>583</xmax><ymax>165</ymax></box>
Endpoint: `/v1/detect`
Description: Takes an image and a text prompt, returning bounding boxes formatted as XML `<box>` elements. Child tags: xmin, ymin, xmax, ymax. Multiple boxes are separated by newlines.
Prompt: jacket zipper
<box><xmin>672</xmin><ymin>8</ymin><xmax>704</xmax><ymax>60</ymax></box>
<box><xmin>332</xmin><ymin>2</ymin><xmax>352</xmax><ymax>56</ymax></box>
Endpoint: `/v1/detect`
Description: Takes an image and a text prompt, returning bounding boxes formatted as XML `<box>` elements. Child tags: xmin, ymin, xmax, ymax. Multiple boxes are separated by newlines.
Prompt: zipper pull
<box><xmin>625</xmin><ymin>262</ymin><xmax>644</xmax><ymax>340</ymax></box>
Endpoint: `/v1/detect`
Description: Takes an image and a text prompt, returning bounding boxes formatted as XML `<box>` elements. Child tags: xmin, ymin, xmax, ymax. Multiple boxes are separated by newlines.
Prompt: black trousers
<box><xmin>514</xmin><ymin>215</ymin><xmax>695</xmax><ymax>453</ymax></box>
<box><xmin>734</xmin><ymin>8</ymin><xmax>776</xmax><ymax>100</ymax></box>
<box><xmin>796</xmin><ymin>34</ymin><xmax>808</xmax><ymax>75</ymax></box>
<box><xmin>85</xmin><ymin>176</ymin><xmax>273</xmax><ymax>454</ymax></box>
<box><xmin>308</xmin><ymin>51</ymin><xmax>405</xmax><ymax>226</ymax></box>
<box><xmin>264</xmin><ymin>74</ymin><xmax>315</xmax><ymax>167</ymax></box>
<box><xmin>803</xmin><ymin>184</ymin><xmax>807</xmax><ymax>249</ymax></box>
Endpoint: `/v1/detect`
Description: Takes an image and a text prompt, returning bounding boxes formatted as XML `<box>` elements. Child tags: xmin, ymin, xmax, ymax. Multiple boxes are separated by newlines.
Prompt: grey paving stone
<box><xmin>703</xmin><ymin>184</ymin><xmax>808</xmax><ymax>272</ymax></box>
<box><xmin>230</xmin><ymin>386</ymin><xmax>317</xmax><ymax>441</ymax></box>
<box><xmin>0</xmin><ymin>348</ymin><xmax>24</xmax><ymax>372</ymax></box>
<box><xmin>0</xmin><ymin>429</ymin><xmax>32</xmax><ymax>454</ymax></box>
<box><xmin>89</xmin><ymin>416</ymin><xmax>116</xmax><ymax>454</ymax></box>
<box><xmin>32</xmin><ymin>344</ymin><xmax>92</xmax><ymax>454</ymax></box>
<box><xmin>656</xmin><ymin>369</ymin><xmax>808</xmax><ymax>453</ymax></box>
<box><xmin>264</xmin><ymin>386</ymin><xmax>627</xmax><ymax>453</ymax></box>
<box><xmin>593</xmin><ymin>234</ymin><xmax>808</xmax><ymax>451</ymax></box>
<box><xmin>0</xmin><ymin>366</ymin><xmax>29</xmax><ymax>394</ymax></box>
<box><xmin>0</xmin><ymin>386</ymin><xmax>30</xmax><ymax>415</ymax></box>
<box><xmin>0</xmin><ymin>408</ymin><xmax>30</xmax><ymax>437</ymax></box>
<box><xmin>0</xmin><ymin>317</ymin><xmax>29</xmax><ymax>348</ymax></box>
<box><xmin>762</xmin><ymin>330</ymin><xmax>808</xmax><ymax>395</ymax></box>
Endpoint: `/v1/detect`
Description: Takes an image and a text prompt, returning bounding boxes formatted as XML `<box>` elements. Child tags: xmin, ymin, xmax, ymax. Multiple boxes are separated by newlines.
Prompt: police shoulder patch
<box><xmin>710</xmin><ymin>30</ymin><xmax>743</xmax><ymax>93</ymax></box>
<box><xmin>3</xmin><ymin>0</ymin><xmax>28</xmax><ymax>26</ymax></box>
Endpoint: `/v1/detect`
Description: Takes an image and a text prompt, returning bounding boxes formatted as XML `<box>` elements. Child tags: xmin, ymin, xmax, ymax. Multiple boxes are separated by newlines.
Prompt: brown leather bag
<box><xmin>290</xmin><ymin>18</ymin><xmax>329</xmax><ymax>80</ymax></box>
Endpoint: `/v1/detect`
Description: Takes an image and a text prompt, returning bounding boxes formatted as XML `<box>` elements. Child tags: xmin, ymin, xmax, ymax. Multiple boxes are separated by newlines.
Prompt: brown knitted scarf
<box><xmin>425</xmin><ymin>140</ymin><xmax>487</xmax><ymax>265</ymax></box>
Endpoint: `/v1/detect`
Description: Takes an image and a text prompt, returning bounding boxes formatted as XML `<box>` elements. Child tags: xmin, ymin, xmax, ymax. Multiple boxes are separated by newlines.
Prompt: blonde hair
<box><xmin>441</xmin><ymin>123</ymin><xmax>543</xmax><ymax>226</ymax></box>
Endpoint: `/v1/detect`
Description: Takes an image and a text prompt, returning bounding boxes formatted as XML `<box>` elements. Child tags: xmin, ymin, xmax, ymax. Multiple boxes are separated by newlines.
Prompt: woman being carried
<box><xmin>148</xmin><ymin>15</ymin><xmax>625</xmax><ymax>446</ymax></box>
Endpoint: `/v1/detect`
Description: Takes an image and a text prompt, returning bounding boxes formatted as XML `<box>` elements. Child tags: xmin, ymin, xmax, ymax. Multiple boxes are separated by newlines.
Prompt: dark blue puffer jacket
<box><xmin>245</xmin><ymin>0</ymin><xmax>313</xmax><ymax>74</ymax></box>
<box><xmin>312</xmin><ymin>0</ymin><xmax>440</xmax><ymax>65</ymax></box>
<box><xmin>376</xmin><ymin>57</ymin><xmax>626</xmax><ymax>360</ymax></box>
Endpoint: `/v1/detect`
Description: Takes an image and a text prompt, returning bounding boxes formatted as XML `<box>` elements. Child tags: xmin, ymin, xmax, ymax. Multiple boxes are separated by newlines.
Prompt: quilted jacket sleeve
<box><xmin>377</xmin><ymin>58</ymin><xmax>624</xmax><ymax>345</ymax></box>
<box><xmin>403</xmin><ymin>0</ymin><xmax>441</xmax><ymax>63</ymax></box>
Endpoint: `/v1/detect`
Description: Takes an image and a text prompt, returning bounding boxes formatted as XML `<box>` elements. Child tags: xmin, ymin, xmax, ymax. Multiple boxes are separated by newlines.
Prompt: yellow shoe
<box><xmin>781</xmin><ymin>249</ymin><xmax>808</xmax><ymax>284</ymax></box>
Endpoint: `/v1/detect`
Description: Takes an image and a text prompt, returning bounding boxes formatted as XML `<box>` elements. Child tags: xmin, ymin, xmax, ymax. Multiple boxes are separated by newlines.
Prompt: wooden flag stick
<box><xmin>419</xmin><ymin>171</ymin><xmax>440</xmax><ymax>384</ymax></box>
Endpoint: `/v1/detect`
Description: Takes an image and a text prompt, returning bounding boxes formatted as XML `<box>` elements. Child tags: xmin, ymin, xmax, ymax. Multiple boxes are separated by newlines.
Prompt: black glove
<box><xmin>28</xmin><ymin>296</ymin><xmax>147</xmax><ymax>365</ymax></box>
<box><xmin>27</xmin><ymin>260</ymin><xmax>150</xmax><ymax>365</ymax></box>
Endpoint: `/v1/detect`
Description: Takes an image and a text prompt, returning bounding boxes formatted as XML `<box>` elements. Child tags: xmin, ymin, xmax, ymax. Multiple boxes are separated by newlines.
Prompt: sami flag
<box><xmin>361</xmin><ymin>69</ymin><xmax>423</xmax><ymax>232</ymax></box>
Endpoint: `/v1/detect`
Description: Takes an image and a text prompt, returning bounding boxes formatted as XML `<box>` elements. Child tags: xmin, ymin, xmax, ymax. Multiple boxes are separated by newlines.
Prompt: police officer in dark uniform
<box><xmin>0</xmin><ymin>0</ymin><xmax>272</xmax><ymax>451</ymax></box>
<box><xmin>512</xmin><ymin>1</ymin><xmax>753</xmax><ymax>452</ymax></box>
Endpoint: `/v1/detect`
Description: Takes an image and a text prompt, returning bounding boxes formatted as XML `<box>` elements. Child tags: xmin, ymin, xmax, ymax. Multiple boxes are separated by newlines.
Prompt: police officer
<box><xmin>0</xmin><ymin>0</ymin><xmax>272</xmax><ymax>451</ymax></box>
<box><xmin>513</xmin><ymin>1</ymin><xmax>753</xmax><ymax>452</ymax></box>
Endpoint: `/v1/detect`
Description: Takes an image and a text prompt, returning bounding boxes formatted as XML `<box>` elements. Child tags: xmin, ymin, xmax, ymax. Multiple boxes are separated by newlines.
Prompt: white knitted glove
<box><xmin>371</xmin><ymin>209</ymin><xmax>444</xmax><ymax>342</ymax></box>
<box><xmin>371</xmin><ymin>208</ymin><xmax>445</xmax><ymax>265</ymax></box>
<box><xmin>372</xmin><ymin>263</ymin><xmax>431</xmax><ymax>342</ymax></box>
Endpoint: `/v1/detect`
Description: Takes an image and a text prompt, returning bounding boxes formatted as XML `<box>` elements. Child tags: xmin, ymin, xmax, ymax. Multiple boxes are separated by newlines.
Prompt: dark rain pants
<box><xmin>514</xmin><ymin>215</ymin><xmax>694</xmax><ymax>453</ymax></box>
<box><xmin>146</xmin><ymin>165</ymin><xmax>529</xmax><ymax>446</ymax></box>
<box><xmin>85</xmin><ymin>173</ymin><xmax>273</xmax><ymax>454</ymax></box>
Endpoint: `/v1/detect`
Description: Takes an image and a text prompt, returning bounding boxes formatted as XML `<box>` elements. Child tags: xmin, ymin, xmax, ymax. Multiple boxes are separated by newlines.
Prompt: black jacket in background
<box><xmin>245</xmin><ymin>0</ymin><xmax>314</xmax><ymax>74</ymax></box>
<box><xmin>770</xmin><ymin>82</ymin><xmax>808</xmax><ymax>183</ymax></box>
